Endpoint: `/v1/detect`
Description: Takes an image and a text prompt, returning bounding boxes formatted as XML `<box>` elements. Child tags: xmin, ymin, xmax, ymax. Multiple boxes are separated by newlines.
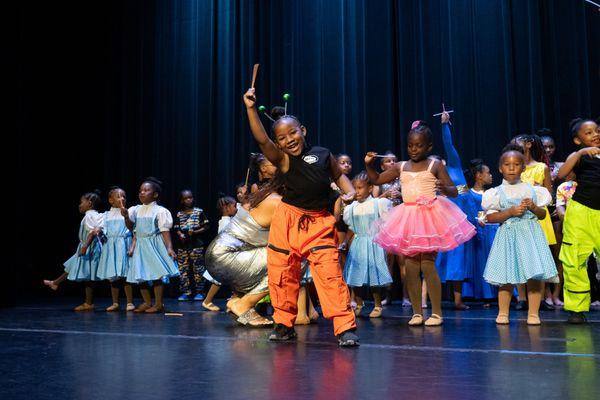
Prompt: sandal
<box><xmin>43</xmin><ymin>280</ymin><xmax>58</xmax><ymax>291</ymax></box>
<box><xmin>236</xmin><ymin>308</ymin><xmax>273</xmax><ymax>327</ymax></box>
<box><xmin>495</xmin><ymin>313</ymin><xmax>509</xmax><ymax>325</ymax></box>
<box><xmin>369</xmin><ymin>306</ymin><xmax>383</xmax><ymax>318</ymax></box>
<box><xmin>408</xmin><ymin>314</ymin><xmax>424</xmax><ymax>326</ymax></box>
<box><xmin>424</xmin><ymin>314</ymin><xmax>444</xmax><ymax>326</ymax></box>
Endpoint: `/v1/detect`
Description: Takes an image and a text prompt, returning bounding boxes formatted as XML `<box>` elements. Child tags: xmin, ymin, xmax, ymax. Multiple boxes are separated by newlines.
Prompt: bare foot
<box><xmin>43</xmin><ymin>280</ymin><xmax>58</xmax><ymax>291</ymax></box>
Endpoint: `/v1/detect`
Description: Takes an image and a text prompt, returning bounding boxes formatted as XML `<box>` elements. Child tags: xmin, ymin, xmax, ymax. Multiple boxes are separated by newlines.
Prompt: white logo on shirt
<box><xmin>303</xmin><ymin>154</ymin><xmax>319</xmax><ymax>164</ymax></box>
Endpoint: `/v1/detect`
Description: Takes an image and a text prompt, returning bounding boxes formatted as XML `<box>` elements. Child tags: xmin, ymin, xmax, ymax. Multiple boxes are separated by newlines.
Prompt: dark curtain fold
<box><xmin>16</xmin><ymin>0</ymin><xmax>599</xmax><ymax>297</ymax></box>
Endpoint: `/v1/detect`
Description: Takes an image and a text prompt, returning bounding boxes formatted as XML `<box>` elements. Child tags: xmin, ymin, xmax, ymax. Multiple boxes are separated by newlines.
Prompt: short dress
<box><xmin>96</xmin><ymin>208</ymin><xmax>132</xmax><ymax>281</ymax></box>
<box><xmin>64</xmin><ymin>210</ymin><xmax>104</xmax><ymax>281</ymax></box>
<box><xmin>521</xmin><ymin>162</ymin><xmax>557</xmax><ymax>245</ymax></box>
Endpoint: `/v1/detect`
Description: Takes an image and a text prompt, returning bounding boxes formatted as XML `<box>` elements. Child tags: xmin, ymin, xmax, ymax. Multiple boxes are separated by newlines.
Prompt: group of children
<box><xmin>48</xmin><ymin>86</ymin><xmax>599</xmax><ymax>346</ymax></box>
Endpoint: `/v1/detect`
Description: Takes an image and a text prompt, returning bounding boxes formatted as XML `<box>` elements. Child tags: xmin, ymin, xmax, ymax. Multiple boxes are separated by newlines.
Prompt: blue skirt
<box><xmin>344</xmin><ymin>235</ymin><xmax>392</xmax><ymax>287</ymax></box>
<box><xmin>64</xmin><ymin>241</ymin><xmax>101</xmax><ymax>281</ymax></box>
<box><xmin>462</xmin><ymin>224</ymin><xmax>499</xmax><ymax>299</ymax></box>
<box><xmin>126</xmin><ymin>234</ymin><xmax>180</xmax><ymax>283</ymax></box>
<box><xmin>96</xmin><ymin>236</ymin><xmax>132</xmax><ymax>281</ymax></box>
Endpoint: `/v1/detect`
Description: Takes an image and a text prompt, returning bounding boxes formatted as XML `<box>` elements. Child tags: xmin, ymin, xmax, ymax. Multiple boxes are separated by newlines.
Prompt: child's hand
<box><xmin>119</xmin><ymin>199</ymin><xmax>128</xmax><ymax>217</ymax></box>
<box><xmin>243</xmin><ymin>88</ymin><xmax>257</xmax><ymax>109</ymax></box>
<box><xmin>177</xmin><ymin>232</ymin><xmax>187</xmax><ymax>242</ymax></box>
<box><xmin>79</xmin><ymin>245</ymin><xmax>88</xmax><ymax>256</ymax></box>
<box><xmin>578</xmin><ymin>147</ymin><xmax>600</xmax><ymax>158</ymax></box>
<box><xmin>341</xmin><ymin>192</ymin><xmax>355</xmax><ymax>204</ymax></box>
<box><xmin>364</xmin><ymin>152</ymin><xmax>377</xmax><ymax>165</ymax></box>
<box><xmin>509</xmin><ymin>205</ymin><xmax>526</xmax><ymax>217</ymax></box>
<box><xmin>127</xmin><ymin>248</ymin><xmax>134</xmax><ymax>257</ymax></box>
<box><xmin>338</xmin><ymin>242</ymin><xmax>348</xmax><ymax>252</ymax></box>
<box><xmin>521</xmin><ymin>198</ymin><xmax>534</xmax><ymax>210</ymax></box>
<box><xmin>167</xmin><ymin>248</ymin><xmax>177</xmax><ymax>259</ymax></box>
<box><xmin>441</xmin><ymin>111</ymin><xmax>451</xmax><ymax>124</ymax></box>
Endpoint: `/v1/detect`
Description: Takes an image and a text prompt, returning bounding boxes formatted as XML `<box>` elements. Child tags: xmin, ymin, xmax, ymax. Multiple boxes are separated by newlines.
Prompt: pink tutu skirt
<box><xmin>373</xmin><ymin>196</ymin><xmax>476</xmax><ymax>257</ymax></box>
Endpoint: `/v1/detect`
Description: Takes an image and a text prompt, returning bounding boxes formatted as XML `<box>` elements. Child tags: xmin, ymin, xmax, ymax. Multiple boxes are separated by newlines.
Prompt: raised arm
<box><xmin>558</xmin><ymin>147</ymin><xmax>600</xmax><ymax>179</ymax></box>
<box><xmin>440</xmin><ymin>113</ymin><xmax>467</xmax><ymax>186</ymax></box>
<box><xmin>243</xmin><ymin>88</ymin><xmax>285</xmax><ymax>167</ymax></box>
<box><xmin>364</xmin><ymin>152</ymin><xmax>399</xmax><ymax>185</ymax></box>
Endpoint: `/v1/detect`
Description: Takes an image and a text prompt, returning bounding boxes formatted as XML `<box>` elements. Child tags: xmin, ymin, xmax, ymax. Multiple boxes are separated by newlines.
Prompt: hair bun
<box><xmin>468</xmin><ymin>158</ymin><xmax>484</xmax><ymax>168</ymax></box>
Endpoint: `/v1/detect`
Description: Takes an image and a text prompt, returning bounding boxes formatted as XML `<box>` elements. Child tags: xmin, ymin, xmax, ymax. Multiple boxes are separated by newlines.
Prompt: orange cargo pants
<box><xmin>267</xmin><ymin>202</ymin><xmax>356</xmax><ymax>336</ymax></box>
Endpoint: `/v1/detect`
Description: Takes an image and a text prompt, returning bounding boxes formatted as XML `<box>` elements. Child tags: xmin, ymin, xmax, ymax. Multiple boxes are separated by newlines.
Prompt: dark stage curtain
<box><xmin>16</xmin><ymin>1</ymin><xmax>599</xmax><ymax>298</ymax></box>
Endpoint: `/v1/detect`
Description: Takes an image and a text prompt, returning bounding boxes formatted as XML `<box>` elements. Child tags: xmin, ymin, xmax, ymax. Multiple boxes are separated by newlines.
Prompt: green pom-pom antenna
<box><xmin>258</xmin><ymin>105</ymin><xmax>275</xmax><ymax>122</ymax></box>
<box><xmin>282</xmin><ymin>93</ymin><xmax>291</xmax><ymax>101</ymax></box>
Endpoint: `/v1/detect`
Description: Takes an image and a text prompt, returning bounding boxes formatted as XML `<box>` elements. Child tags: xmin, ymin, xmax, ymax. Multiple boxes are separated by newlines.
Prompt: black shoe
<box><xmin>567</xmin><ymin>312</ymin><xmax>587</xmax><ymax>324</ymax></box>
<box><xmin>337</xmin><ymin>329</ymin><xmax>360</xmax><ymax>347</ymax></box>
<box><xmin>268</xmin><ymin>323</ymin><xmax>297</xmax><ymax>341</ymax></box>
<box><xmin>515</xmin><ymin>300</ymin><xmax>528</xmax><ymax>311</ymax></box>
<box><xmin>540</xmin><ymin>301</ymin><xmax>555</xmax><ymax>311</ymax></box>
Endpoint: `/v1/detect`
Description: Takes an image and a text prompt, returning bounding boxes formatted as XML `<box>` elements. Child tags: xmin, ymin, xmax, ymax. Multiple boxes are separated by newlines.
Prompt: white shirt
<box><xmin>83</xmin><ymin>209</ymin><xmax>104</xmax><ymax>231</ymax></box>
<box><xmin>482</xmin><ymin>180</ymin><xmax>551</xmax><ymax>213</ymax></box>
<box><xmin>343</xmin><ymin>196</ymin><xmax>391</xmax><ymax>225</ymax></box>
<box><xmin>128</xmin><ymin>202</ymin><xmax>173</xmax><ymax>232</ymax></box>
<box><xmin>218</xmin><ymin>216</ymin><xmax>231</xmax><ymax>233</ymax></box>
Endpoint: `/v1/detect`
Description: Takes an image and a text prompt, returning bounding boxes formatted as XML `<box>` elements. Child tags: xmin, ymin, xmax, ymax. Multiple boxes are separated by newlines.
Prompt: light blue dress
<box><xmin>126</xmin><ymin>202</ymin><xmax>180</xmax><ymax>283</ymax></box>
<box><xmin>482</xmin><ymin>183</ymin><xmax>558</xmax><ymax>285</ymax></box>
<box><xmin>64</xmin><ymin>210</ymin><xmax>103</xmax><ymax>281</ymax></box>
<box><xmin>96</xmin><ymin>208</ymin><xmax>132</xmax><ymax>281</ymax></box>
<box><xmin>343</xmin><ymin>196</ymin><xmax>393</xmax><ymax>288</ymax></box>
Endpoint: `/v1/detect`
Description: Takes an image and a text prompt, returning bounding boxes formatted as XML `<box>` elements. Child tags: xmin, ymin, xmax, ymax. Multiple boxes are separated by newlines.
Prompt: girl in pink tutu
<box><xmin>365</xmin><ymin>121</ymin><xmax>476</xmax><ymax>326</ymax></box>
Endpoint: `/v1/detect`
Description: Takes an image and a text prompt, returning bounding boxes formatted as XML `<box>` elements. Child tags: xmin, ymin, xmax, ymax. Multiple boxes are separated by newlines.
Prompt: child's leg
<box><xmin>84</xmin><ymin>281</ymin><xmax>94</xmax><ymax>305</ymax></box>
<box><xmin>497</xmin><ymin>285</ymin><xmax>512</xmax><ymax>323</ymax></box>
<box><xmin>203</xmin><ymin>284</ymin><xmax>221</xmax><ymax>306</ymax></box>
<box><xmin>422</xmin><ymin>279</ymin><xmax>428</xmax><ymax>307</ymax></box>
<box><xmin>110</xmin><ymin>281</ymin><xmax>120</xmax><ymax>305</ymax></box>
<box><xmin>123</xmin><ymin>281</ymin><xmax>133</xmax><ymax>305</ymax></box>
<box><xmin>135</xmin><ymin>283</ymin><xmax>152</xmax><ymax>312</ymax></box>
<box><xmin>268</xmin><ymin>250</ymin><xmax>302</xmax><ymax>328</ymax></box>
<box><xmin>190</xmin><ymin>247</ymin><xmax>206</xmax><ymax>295</ymax></box>
<box><xmin>421</xmin><ymin>253</ymin><xmax>442</xmax><ymax>317</ymax></box>
<box><xmin>369</xmin><ymin>288</ymin><xmax>383</xmax><ymax>318</ymax></box>
<box><xmin>177</xmin><ymin>249</ymin><xmax>192</xmax><ymax>297</ymax></box>
<box><xmin>453</xmin><ymin>281</ymin><xmax>466</xmax><ymax>308</ymax></box>
<box><xmin>560</xmin><ymin>200</ymin><xmax>599</xmax><ymax>315</ymax></box>
<box><xmin>44</xmin><ymin>272</ymin><xmax>68</xmax><ymax>290</ymax></box>
<box><xmin>296</xmin><ymin>286</ymin><xmax>309</xmax><ymax>324</ymax></box>
<box><xmin>526</xmin><ymin>280</ymin><xmax>543</xmax><ymax>324</ymax></box>
<box><xmin>308</xmin><ymin>289</ymin><xmax>319</xmax><ymax>320</ymax></box>
<box><xmin>404</xmin><ymin>256</ymin><xmax>423</xmax><ymax>316</ymax></box>
<box><xmin>154</xmin><ymin>280</ymin><xmax>164</xmax><ymax>307</ymax></box>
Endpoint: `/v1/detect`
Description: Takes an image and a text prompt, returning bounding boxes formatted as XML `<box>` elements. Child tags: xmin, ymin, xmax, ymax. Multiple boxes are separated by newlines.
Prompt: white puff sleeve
<box><xmin>342</xmin><ymin>202</ymin><xmax>355</xmax><ymax>229</ymax></box>
<box><xmin>533</xmin><ymin>186</ymin><xmax>552</xmax><ymax>208</ymax></box>
<box><xmin>128</xmin><ymin>205</ymin><xmax>139</xmax><ymax>223</ymax></box>
<box><xmin>84</xmin><ymin>211</ymin><xmax>104</xmax><ymax>231</ymax></box>
<box><xmin>377</xmin><ymin>198</ymin><xmax>392</xmax><ymax>216</ymax></box>
<box><xmin>156</xmin><ymin>206</ymin><xmax>174</xmax><ymax>232</ymax></box>
<box><xmin>481</xmin><ymin>187</ymin><xmax>501</xmax><ymax>211</ymax></box>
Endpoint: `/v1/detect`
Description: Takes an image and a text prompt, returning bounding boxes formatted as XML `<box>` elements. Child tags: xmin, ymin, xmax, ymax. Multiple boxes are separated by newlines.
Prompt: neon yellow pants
<box><xmin>559</xmin><ymin>200</ymin><xmax>600</xmax><ymax>312</ymax></box>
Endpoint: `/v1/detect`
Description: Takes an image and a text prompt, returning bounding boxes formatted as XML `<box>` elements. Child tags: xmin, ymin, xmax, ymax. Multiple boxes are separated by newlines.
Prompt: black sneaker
<box><xmin>514</xmin><ymin>300</ymin><xmax>528</xmax><ymax>311</ymax></box>
<box><xmin>337</xmin><ymin>330</ymin><xmax>360</xmax><ymax>347</ymax></box>
<box><xmin>268</xmin><ymin>323</ymin><xmax>297</xmax><ymax>341</ymax></box>
<box><xmin>540</xmin><ymin>301</ymin><xmax>555</xmax><ymax>311</ymax></box>
<box><xmin>567</xmin><ymin>312</ymin><xmax>587</xmax><ymax>324</ymax></box>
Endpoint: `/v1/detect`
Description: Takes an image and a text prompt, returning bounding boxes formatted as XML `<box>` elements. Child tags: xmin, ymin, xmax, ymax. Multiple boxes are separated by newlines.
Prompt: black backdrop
<box><xmin>14</xmin><ymin>0</ymin><xmax>599</xmax><ymax>303</ymax></box>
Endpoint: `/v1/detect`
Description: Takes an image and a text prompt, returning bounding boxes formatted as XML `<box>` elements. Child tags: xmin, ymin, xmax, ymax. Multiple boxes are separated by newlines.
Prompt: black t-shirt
<box><xmin>573</xmin><ymin>155</ymin><xmax>600</xmax><ymax>210</ymax></box>
<box><xmin>282</xmin><ymin>145</ymin><xmax>337</xmax><ymax>210</ymax></box>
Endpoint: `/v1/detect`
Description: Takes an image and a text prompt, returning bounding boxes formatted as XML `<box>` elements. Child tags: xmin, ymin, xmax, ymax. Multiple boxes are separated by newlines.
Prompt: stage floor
<box><xmin>1</xmin><ymin>299</ymin><xmax>599</xmax><ymax>400</ymax></box>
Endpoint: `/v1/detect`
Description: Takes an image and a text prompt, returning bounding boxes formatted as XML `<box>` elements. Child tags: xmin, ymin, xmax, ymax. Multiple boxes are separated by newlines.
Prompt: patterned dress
<box><xmin>482</xmin><ymin>181</ymin><xmax>558</xmax><ymax>285</ymax></box>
